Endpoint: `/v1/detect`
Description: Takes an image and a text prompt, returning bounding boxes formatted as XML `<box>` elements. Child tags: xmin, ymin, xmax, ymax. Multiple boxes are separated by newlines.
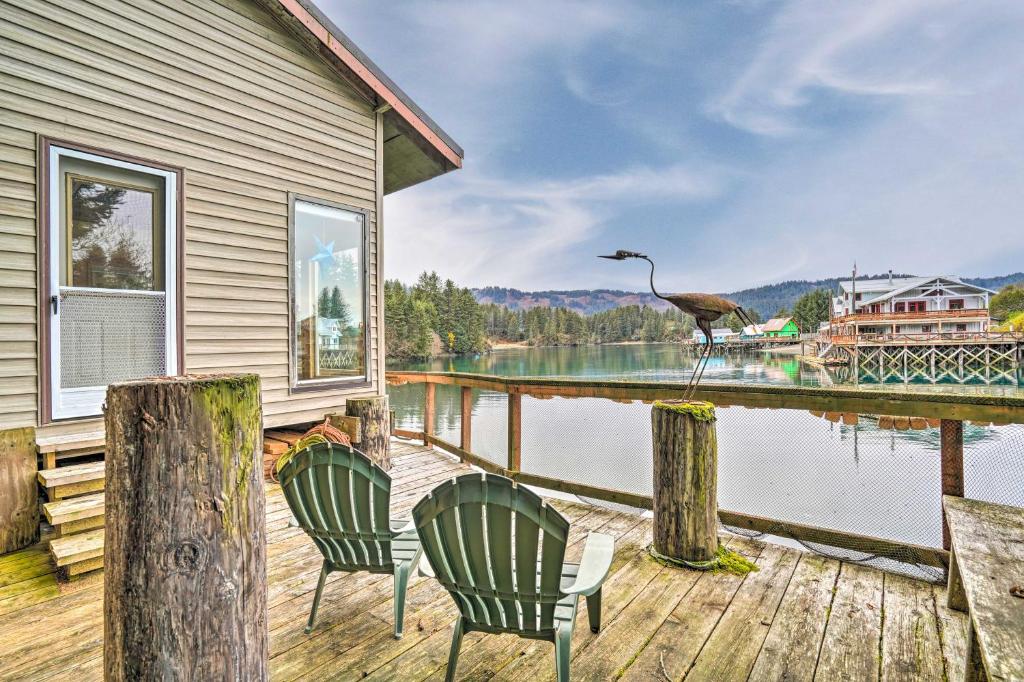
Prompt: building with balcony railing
<box><xmin>816</xmin><ymin>275</ymin><xmax>1023</xmax><ymax>381</ymax></box>
<box><xmin>828</xmin><ymin>275</ymin><xmax>994</xmax><ymax>338</ymax></box>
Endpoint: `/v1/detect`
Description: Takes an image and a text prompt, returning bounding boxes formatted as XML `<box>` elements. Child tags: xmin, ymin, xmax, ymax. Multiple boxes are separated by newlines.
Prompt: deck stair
<box><xmin>817</xmin><ymin>342</ymin><xmax>834</xmax><ymax>359</ymax></box>
<box><xmin>37</xmin><ymin>461</ymin><xmax>105</xmax><ymax>501</ymax></box>
<box><xmin>43</xmin><ymin>493</ymin><xmax>105</xmax><ymax>536</ymax></box>
<box><xmin>49</xmin><ymin>529</ymin><xmax>105</xmax><ymax>578</ymax></box>
<box><xmin>36</xmin><ymin>429</ymin><xmax>105</xmax><ymax>470</ymax></box>
<box><xmin>38</xmin><ymin>462</ymin><xmax>107</xmax><ymax>577</ymax></box>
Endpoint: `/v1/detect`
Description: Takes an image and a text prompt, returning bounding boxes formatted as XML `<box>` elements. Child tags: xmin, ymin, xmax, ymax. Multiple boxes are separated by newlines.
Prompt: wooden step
<box><xmin>43</xmin><ymin>493</ymin><xmax>104</xmax><ymax>535</ymax></box>
<box><xmin>37</xmin><ymin>461</ymin><xmax>105</xmax><ymax>500</ymax></box>
<box><xmin>49</xmin><ymin>529</ymin><xmax>104</xmax><ymax>577</ymax></box>
<box><xmin>36</xmin><ymin>429</ymin><xmax>105</xmax><ymax>469</ymax></box>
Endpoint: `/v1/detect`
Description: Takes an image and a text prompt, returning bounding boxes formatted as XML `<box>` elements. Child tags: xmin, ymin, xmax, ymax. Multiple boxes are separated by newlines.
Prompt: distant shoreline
<box><xmin>488</xmin><ymin>339</ymin><xmax>676</xmax><ymax>351</ymax></box>
<box><xmin>391</xmin><ymin>338</ymin><xmax>808</xmax><ymax>362</ymax></box>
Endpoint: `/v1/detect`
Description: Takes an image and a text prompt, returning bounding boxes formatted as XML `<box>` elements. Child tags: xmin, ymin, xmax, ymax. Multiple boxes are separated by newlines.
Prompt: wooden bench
<box><xmin>943</xmin><ymin>495</ymin><xmax>1024</xmax><ymax>681</ymax></box>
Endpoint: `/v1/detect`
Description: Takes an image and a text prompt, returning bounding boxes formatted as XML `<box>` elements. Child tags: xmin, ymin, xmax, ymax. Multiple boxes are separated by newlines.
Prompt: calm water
<box><xmin>388</xmin><ymin>344</ymin><xmax>1024</xmax><ymax>550</ymax></box>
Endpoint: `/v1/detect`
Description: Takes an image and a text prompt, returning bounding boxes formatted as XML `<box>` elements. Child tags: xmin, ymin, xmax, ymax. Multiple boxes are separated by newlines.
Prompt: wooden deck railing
<box><xmin>387</xmin><ymin>371</ymin><xmax>1024</xmax><ymax>571</ymax></box>
<box><xmin>834</xmin><ymin>309</ymin><xmax>990</xmax><ymax>323</ymax></box>
<box><xmin>823</xmin><ymin>331</ymin><xmax>1024</xmax><ymax>346</ymax></box>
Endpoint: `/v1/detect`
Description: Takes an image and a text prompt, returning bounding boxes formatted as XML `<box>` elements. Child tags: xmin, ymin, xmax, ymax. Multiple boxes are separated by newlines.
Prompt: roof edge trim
<box><xmin>276</xmin><ymin>0</ymin><xmax>463</xmax><ymax>169</ymax></box>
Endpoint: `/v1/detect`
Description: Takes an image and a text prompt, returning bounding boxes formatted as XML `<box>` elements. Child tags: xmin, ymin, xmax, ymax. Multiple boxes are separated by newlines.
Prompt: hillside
<box><xmin>474</xmin><ymin>272</ymin><xmax>1024</xmax><ymax>320</ymax></box>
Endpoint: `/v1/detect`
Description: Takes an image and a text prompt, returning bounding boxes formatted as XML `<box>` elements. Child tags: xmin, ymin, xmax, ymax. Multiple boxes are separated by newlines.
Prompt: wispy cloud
<box><xmin>385</xmin><ymin>164</ymin><xmax>728</xmax><ymax>289</ymax></box>
<box><xmin>708</xmin><ymin>0</ymin><xmax>977</xmax><ymax>136</ymax></box>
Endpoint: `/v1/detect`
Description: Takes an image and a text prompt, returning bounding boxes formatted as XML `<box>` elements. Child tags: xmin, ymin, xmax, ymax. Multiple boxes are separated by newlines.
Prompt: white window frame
<box><xmin>48</xmin><ymin>146</ymin><xmax>179</xmax><ymax>420</ymax></box>
<box><xmin>288</xmin><ymin>194</ymin><xmax>372</xmax><ymax>391</ymax></box>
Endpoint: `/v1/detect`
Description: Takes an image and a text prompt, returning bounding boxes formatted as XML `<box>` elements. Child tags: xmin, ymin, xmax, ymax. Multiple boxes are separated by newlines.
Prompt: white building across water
<box><xmin>830</xmin><ymin>274</ymin><xmax>994</xmax><ymax>337</ymax></box>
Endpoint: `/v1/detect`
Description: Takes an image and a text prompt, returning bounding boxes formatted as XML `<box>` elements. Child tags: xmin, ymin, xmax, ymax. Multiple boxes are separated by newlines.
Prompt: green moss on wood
<box><xmin>713</xmin><ymin>545</ymin><xmax>759</xmax><ymax>576</ymax></box>
<box><xmin>652</xmin><ymin>400</ymin><xmax>716</xmax><ymax>422</ymax></box>
<box><xmin>649</xmin><ymin>543</ymin><xmax>756</xmax><ymax>574</ymax></box>
<box><xmin>196</xmin><ymin>374</ymin><xmax>261</xmax><ymax>537</ymax></box>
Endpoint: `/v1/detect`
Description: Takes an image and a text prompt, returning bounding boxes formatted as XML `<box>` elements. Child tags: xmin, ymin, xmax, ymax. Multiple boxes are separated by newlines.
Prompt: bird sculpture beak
<box><xmin>598</xmin><ymin>250</ymin><xmax>646</xmax><ymax>260</ymax></box>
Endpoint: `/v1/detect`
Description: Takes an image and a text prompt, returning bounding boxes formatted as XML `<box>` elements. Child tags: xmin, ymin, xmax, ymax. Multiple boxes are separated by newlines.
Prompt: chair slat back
<box><xmin>279</xmin><ymin>442</ymin><xmax>395</xmax><ymax>570</ymax></box>
<box><xmin>413</xmin><ymin>473</ymin><xmax>570</xmax><ymax>634</ymax></box>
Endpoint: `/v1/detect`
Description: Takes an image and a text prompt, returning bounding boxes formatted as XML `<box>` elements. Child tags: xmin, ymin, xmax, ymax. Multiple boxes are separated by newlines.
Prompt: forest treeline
<box><xmin>386</xmin><ymin>272</ymin><xmax>1024</xmax><ymax>360</ymax></box>
<box><xmin>477</xmin><ymin>272</ymin><xmax>1024</xmax><ymax>319</ymax></box>
<box><xmin>385</xmin><ymin>272</ymin><xmax>840</xmax><ymax>360</ymax></box>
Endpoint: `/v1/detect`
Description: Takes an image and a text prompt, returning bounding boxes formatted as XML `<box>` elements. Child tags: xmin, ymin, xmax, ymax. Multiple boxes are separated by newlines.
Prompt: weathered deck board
<box><xmin>685</xmin><ymin>543</ymin><xmax>802</xmax><ymax>681</ymax></box>
<box><xmin>748</xmin><ymin>553</ymin><xmax>841</xmax><ymax>682</ymax></box>
<box><xmin>814</xmin><ymin>562</ymin><xmax>884</xmax><ymax>682</ymax></box>
<box><xmin>618</xmin><ymin>537</ymin><xmax>764</xmax><ymax>681</ymax></box>
<box><xmin>0</xmin><ymin>439</ymin><xmax>963</xmax><ymax>680</ymax></box>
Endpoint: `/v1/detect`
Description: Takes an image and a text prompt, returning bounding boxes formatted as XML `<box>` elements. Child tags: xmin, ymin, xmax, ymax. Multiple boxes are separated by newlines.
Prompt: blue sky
<box><xmin>324</xmin><ymin>0</ymin><xmax>1024</xmax><ymax>292</ymax></box>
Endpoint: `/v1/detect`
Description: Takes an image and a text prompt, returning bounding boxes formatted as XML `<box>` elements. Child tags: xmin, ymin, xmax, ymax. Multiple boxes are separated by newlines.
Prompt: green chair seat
<box><xmin>279</xmin><ymin>441</ymin><xmax>422</xmax><ymax>639</ymax></box>
<box><xmin>414</xmin><ymin>472</ymin><xmax>614</xmax><ymax>681</ymax></box>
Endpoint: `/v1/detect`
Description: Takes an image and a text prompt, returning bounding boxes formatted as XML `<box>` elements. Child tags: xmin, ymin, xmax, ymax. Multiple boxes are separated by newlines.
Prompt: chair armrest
<box><xmin>390</xmin><ymin>518</ymin><xmax>415</xmax><ymax>535</ymax></box>
<box><xmin>563</xmin><ymin>533</ymin><xmax>614</xmax><ymax>597</ymax></box>
<box><xmin>417</xmin><ymin>553</ymin><xmax>436</xmax><ymax>578</ymax></box>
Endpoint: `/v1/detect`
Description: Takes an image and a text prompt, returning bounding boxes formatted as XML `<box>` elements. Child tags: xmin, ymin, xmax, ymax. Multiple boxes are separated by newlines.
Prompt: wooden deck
<box><xmin>0</xmin><ymin>440</ymin><xmax>968</xmax><ymax>681</ymax></box>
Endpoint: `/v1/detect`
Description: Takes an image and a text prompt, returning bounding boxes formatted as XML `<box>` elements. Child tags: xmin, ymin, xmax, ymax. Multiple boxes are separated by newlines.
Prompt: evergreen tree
<box><xmin>331</xmin><ymin>286</ymin><xmax>352</xmax><ymax>328</ymax></box>
<box><xmin>792</xmin><ymin>288</ymin><xmax>832</xmax><ymax>333</ymax></box>
<box><xmin>317</xmin><ymin>287</ymin><xmax>331</xmax><ymax>318</ymax></box>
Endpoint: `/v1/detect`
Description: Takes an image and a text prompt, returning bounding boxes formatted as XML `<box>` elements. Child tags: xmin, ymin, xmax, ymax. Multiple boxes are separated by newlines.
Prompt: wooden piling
<box><xmin>345</xmin><ymin>395</ymin><xmax>391</xmax><ymax>471</ymax></box>
<box><xmin>651</xmin><ymin>401</ymin><xmax>718</xmax><ymax>565</ymax></box>
<box><xmin>103</xmin><ymin>374</ymin><xmax>268</xmax><ymax>681</ymax></box>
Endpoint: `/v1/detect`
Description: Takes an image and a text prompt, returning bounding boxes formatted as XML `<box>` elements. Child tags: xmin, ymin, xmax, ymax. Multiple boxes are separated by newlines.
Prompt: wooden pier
<box><xmin>818</xmin><ymin>332</ymin><xmax>1024</xmax><ymax>384</ymax></box>
<box><xmin>0</xmin><ymin>440</ymin><xmax>968</xmax><ymax>681</ymax></box>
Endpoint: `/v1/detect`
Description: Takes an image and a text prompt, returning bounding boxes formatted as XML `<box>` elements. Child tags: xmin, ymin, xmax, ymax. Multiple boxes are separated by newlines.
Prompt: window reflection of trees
<box><xmin>70</xmin><ymin>179</ymin><xmax>155</xmax><ymax>290</ymax></box>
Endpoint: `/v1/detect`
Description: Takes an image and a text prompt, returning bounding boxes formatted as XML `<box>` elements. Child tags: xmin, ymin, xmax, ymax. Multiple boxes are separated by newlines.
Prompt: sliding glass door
<box><xmin>48</xmin><ymin>146</ymin><xmax>178</xmax><ymax>420</ymax></box>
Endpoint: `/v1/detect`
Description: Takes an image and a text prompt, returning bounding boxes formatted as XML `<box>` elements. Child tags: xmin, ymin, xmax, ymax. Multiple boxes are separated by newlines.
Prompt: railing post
<box><xmin>460</xmin><ymin>386</ymin><xmax>472</xmax><ymax>453</ymax></box>
<box><xmin>507</xmin><ymin>390</ymin><xmax>522</xmax><ymax>472</ymax></box>
<box><xmin>423</xmin><ymin>382</ymin><xmax>435</xmax><ymax>447</ymax></box>
<box><xmin>940</xmin><ymin>419</ymin><xmax>964</xmax><ymax>550</ymax></box>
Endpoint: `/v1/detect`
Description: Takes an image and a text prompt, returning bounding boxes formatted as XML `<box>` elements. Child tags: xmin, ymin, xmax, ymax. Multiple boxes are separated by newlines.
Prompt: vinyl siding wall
<box><xmin>0</xmin><ymin>0</ymin><xmax>385</xmax><ymax>436</ymax></box>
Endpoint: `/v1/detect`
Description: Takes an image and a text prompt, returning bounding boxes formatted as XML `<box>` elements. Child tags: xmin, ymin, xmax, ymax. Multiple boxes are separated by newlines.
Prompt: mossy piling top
<box><xmin>652</xmin><ymin>400</ymin><xmax>716</xmax><ymax>422</ymax></box>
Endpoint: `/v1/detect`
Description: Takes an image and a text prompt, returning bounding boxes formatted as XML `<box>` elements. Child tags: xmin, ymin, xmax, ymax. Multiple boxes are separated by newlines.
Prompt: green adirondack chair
<box><xmin>413</xmin><ymin>473</ymin><xmax>614</xmax><ymax>681</ymax></box>
<box><xmin>278</xmin><ymin>441</ymin><xmax>422</xmax><ymax>639</ymax></box>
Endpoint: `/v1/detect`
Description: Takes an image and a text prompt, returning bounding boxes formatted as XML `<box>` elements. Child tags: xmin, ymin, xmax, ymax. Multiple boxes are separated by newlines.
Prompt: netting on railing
<box><xmin>387</xmin><ymin>381</ymin><xmax>1024</xmax><ymax>583</ymax></box>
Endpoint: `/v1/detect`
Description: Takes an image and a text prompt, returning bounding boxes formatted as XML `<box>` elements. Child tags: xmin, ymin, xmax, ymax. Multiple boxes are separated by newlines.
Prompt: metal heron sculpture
<box><xmin>599</xmin><ymin>250</ymin><xmax>756</xmax><ymax>398</ymax></box>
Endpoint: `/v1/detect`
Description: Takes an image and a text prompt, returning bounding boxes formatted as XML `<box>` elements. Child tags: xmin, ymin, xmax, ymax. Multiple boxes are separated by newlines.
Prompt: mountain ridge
<box><xmin>473</xmin><ymin>272</ymin><xmax>1024</xmax><ymax>319</ymax></box>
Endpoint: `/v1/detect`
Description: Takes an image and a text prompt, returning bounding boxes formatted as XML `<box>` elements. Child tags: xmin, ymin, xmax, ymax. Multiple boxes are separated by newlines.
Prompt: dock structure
<box><xmin>819</xmin><ymin>330</ymin><xmax>1024</xmax><ymax>384</ymax></box>
<box><xmin>0</xmin><ymin>439</ymin><xmax>969</xmax><ymax>681</ymax></box>
<box><xmin>850</xmin><ymin>336</ymin><xmax>1023</xmax><ymax>384</ymax></box>
<box><xmin>817</xmin><ymin>274</ymin><xmax>1024</xmax><ymax>379</ymax></box>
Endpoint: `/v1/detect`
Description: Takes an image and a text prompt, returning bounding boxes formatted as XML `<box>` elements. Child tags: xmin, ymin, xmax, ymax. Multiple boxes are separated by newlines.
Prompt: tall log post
<box><xmin>346</xmin><ymin>395</ymin><xmax>391</xmax><ymax>471</ymax></box>
<box><xmin>104</xmin><ymin>374</ymin><xmax>267</xmax><ymax>681</ymax></box>
<box><xmin>0</xmin><ymin>427</ymin><xmax>37</xmax><ymax>554</ymax></box>
<box><xmin>651</xmin><ymin>401</ymin><xmax>718</xmax><ymax>565</ymax></box>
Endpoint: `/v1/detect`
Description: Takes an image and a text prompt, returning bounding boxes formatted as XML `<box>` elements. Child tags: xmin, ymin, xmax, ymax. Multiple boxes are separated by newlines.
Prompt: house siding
<box><xmin>0</xmin><ymin>0</ymin><xmax>384</xmax><ymax>435</ymax></box>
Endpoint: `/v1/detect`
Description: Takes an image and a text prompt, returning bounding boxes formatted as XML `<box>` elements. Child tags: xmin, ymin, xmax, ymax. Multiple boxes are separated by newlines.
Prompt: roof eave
<box><xmin>260</xmin><ymin>0</ymin><xmax>463</xmax><ymax>192</ymax></box>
